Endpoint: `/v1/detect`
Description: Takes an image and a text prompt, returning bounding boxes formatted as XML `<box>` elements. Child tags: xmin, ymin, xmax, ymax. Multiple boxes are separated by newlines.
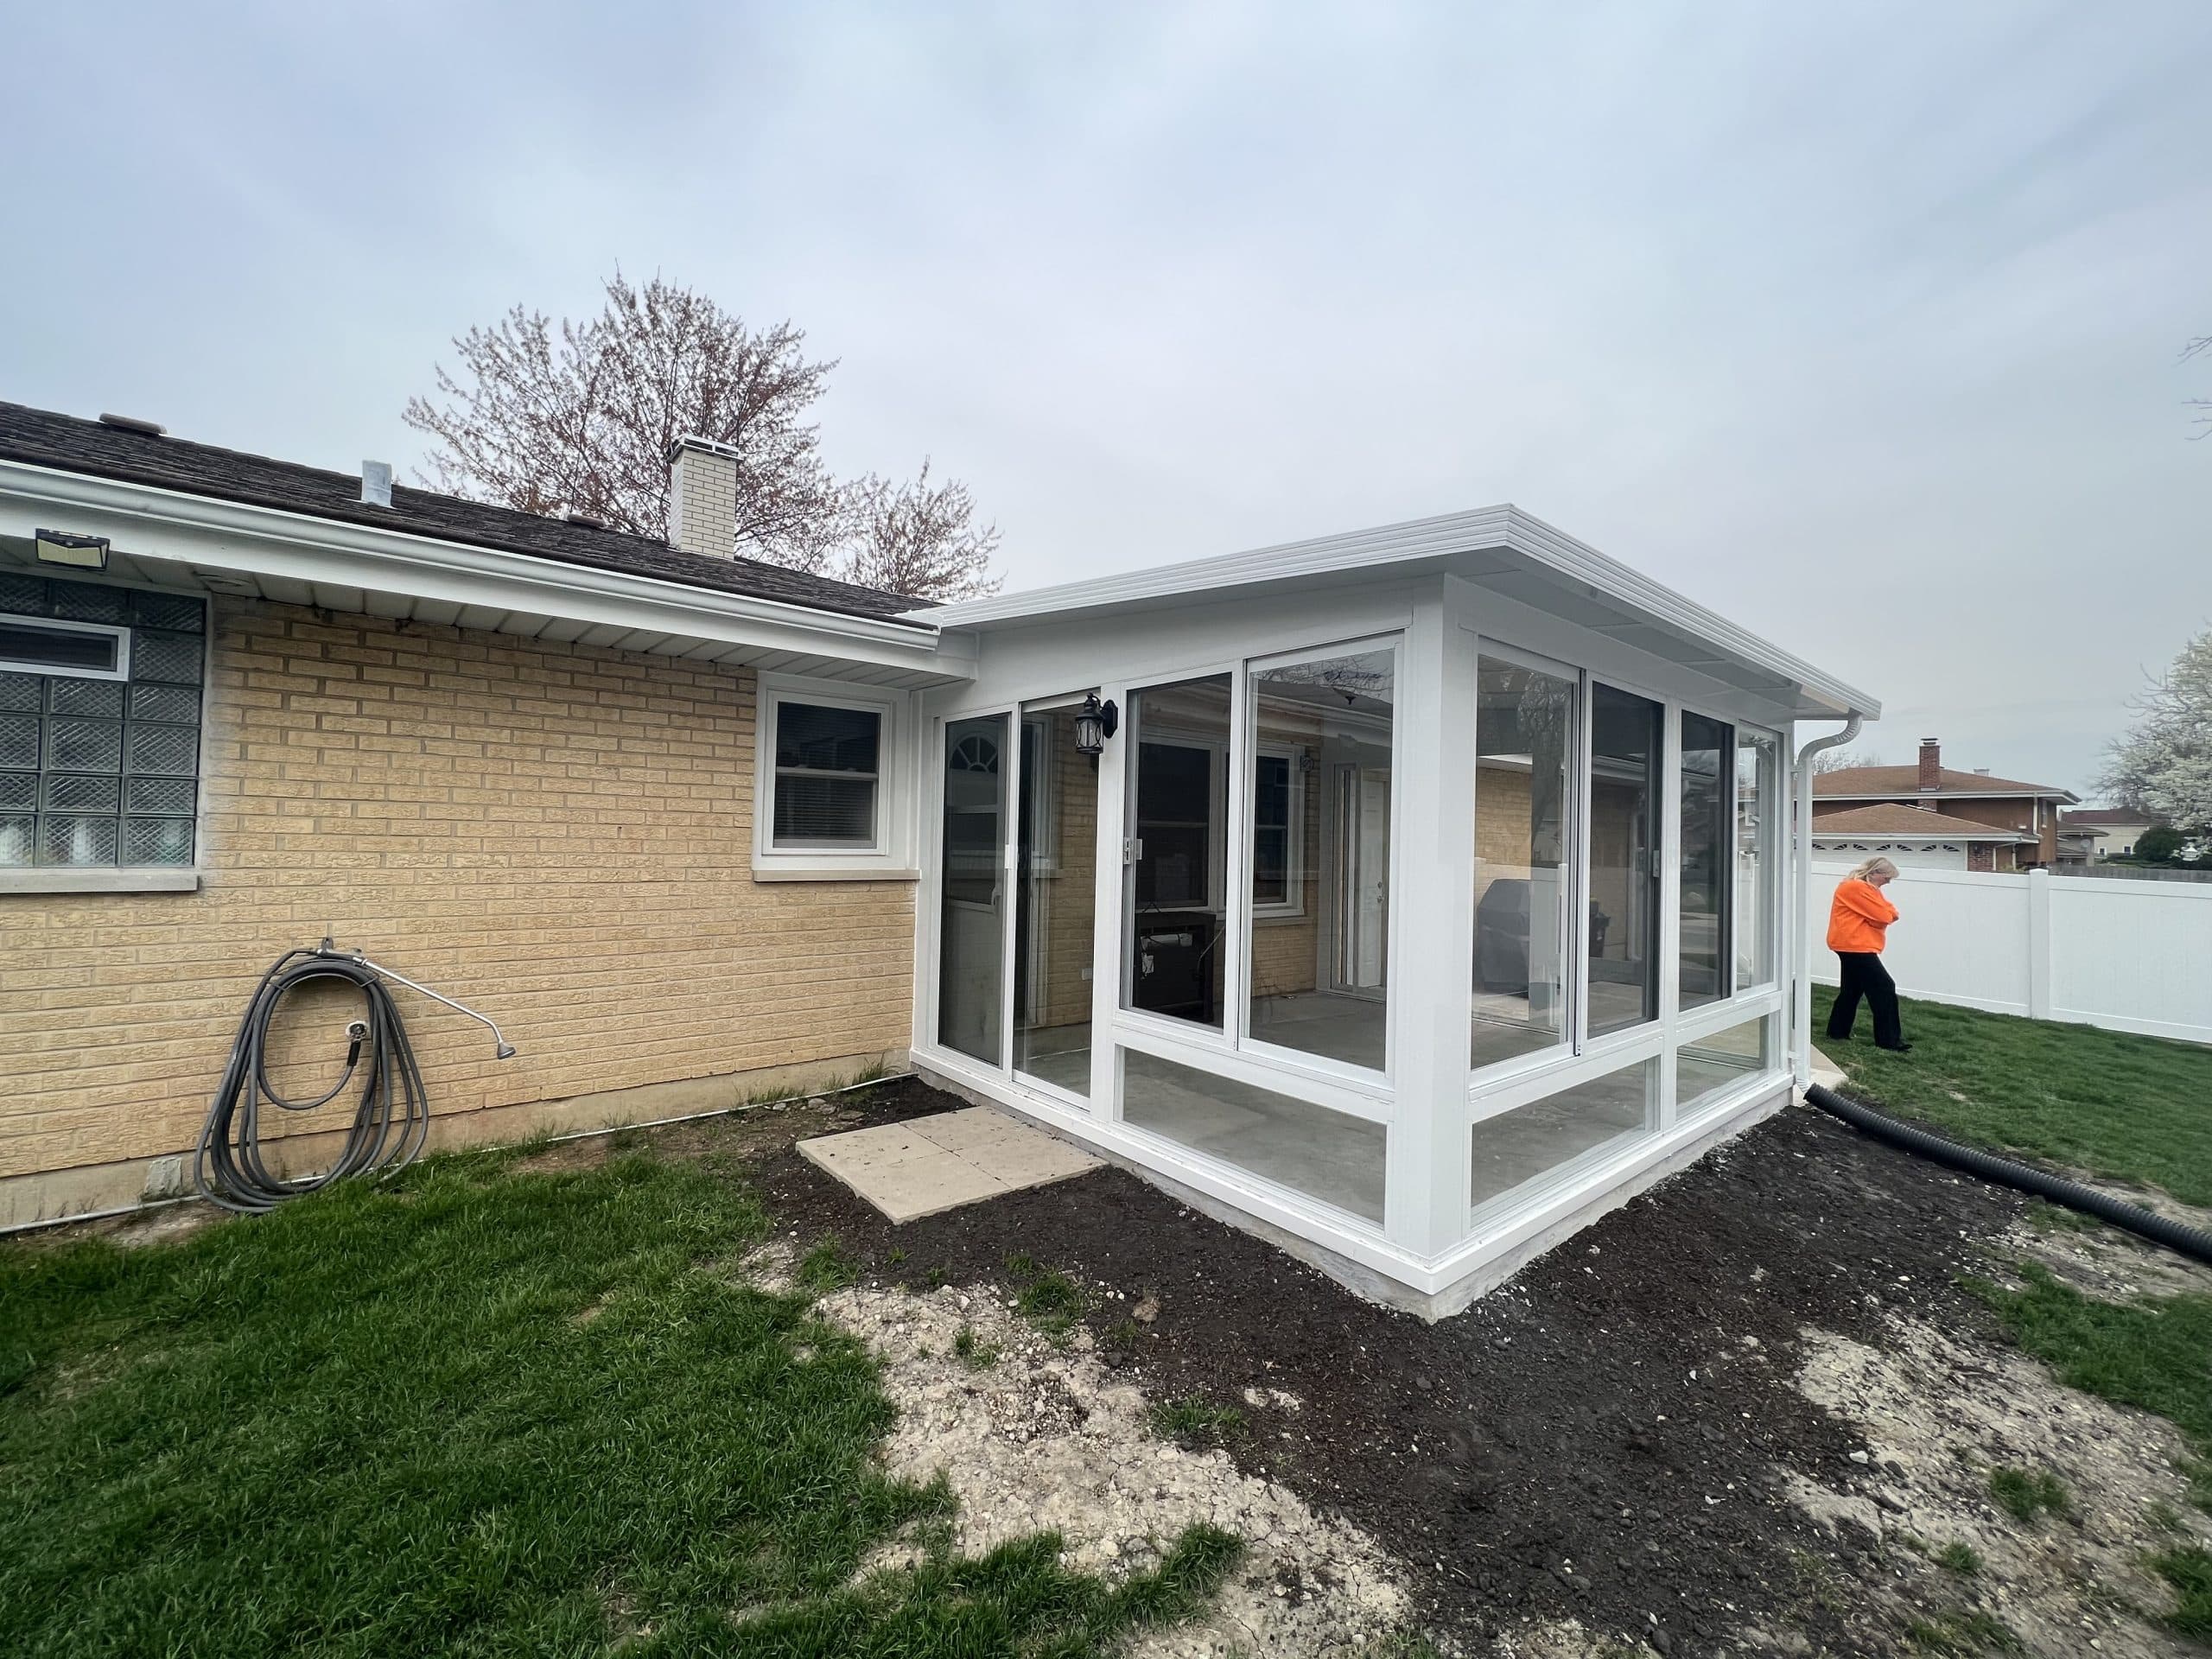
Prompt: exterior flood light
<box><xmin>1074</xmin><ymin>692</ymin><xmax>1119</xmax><ymax>756</ymax></box>
<box><xmin>34</xmin><ymin>529</ymin><xmax>111</xmax><ymax>570</ymax></box>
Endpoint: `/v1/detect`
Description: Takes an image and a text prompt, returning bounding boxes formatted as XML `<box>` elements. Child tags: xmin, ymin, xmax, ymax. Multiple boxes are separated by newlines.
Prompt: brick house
<box><xmin>3</xmin><ymin>400</ymin><xmax>1879</xmax><ymax>1316</ymax></box>
<box><xmin>1811</xmin><ymin>738</ymin><xmax>2078</xmax><ymax>871</ymax></box>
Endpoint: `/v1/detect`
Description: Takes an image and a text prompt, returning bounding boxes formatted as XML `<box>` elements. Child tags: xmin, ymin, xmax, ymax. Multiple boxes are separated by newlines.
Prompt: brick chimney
<box><xmin>1917</xmin><ymin>737</ymin><xmax>1942</xmax><ymax>806</ymax></box>
<box><xmin>666</xmin><ymin>435</ymin><xmax>740</xmax><ymax>559</ymax></box>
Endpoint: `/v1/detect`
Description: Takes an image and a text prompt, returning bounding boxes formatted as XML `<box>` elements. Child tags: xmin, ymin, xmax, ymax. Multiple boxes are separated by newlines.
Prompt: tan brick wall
<box><xmin>0</xmin><ymin>601</ymin><xmax>914</xmax><ymax>1219</ymax></box>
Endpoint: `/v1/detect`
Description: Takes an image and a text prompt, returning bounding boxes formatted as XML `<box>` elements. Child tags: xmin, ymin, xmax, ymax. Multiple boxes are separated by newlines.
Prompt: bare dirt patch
<box><xmin>817</xmin><ymin>1276</ymin><xmax>1412</xmax><ymax>1656</ymax></box>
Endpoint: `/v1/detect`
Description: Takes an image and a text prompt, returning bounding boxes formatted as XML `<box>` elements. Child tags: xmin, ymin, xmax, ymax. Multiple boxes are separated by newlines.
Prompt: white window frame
<box><xmin>752</xmin><ymin>672</ymin><xmax>917</xmax><ymax>881</ymax></box>
<box><xmin>0</xmin><ymin>614</ymin><xmax>131</xmax><ymax>681</ymax></box>
<box><xmin>1249</xmin><ymin>740</ymin><xmax>1307</xmax><ymax>919</ymax></box>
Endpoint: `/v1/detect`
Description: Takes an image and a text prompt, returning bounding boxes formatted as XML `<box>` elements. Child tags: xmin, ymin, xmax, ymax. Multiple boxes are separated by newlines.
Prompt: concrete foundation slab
<box><xmin>798</xmin><ymin>1106</ymin><xmax>1105</xmax><ymax>1224</ymax></box>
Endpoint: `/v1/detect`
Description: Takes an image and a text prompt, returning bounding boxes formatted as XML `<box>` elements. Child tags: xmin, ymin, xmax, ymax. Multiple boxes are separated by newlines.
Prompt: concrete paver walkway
<box><xmin>797</xmin><ymin>1106</ymin><xmax>1104</xmax><ymax>1224</ymax></box>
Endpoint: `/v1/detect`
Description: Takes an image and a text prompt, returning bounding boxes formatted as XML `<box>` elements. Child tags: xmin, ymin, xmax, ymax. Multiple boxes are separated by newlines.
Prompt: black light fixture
<box><xmin>34</xmin><ymin>528</ymin><xmax>111</xmax><ymax>571</ymax></box>
<box><xmin>1073</xmin><ymin>691</ymin><xmax>1118</xmax><ymax>756</ymax></box>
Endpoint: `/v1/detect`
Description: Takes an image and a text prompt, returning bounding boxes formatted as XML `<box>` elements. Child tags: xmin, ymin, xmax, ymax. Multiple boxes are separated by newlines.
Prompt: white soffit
<box><xmin>913</xmin><ymin>505</ymin><xmax>1879</xmax><ymax>721</ymax></box>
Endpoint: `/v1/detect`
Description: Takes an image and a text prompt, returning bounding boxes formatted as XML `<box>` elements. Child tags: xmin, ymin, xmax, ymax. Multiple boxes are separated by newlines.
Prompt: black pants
<box><xmin>1827</xmin><ymin>952</ymin><xmax>1904</xmax><ymax>1048</ymax></box>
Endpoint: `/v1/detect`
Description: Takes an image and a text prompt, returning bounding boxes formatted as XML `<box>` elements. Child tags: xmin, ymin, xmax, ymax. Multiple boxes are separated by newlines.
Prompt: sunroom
<box><xmin>904</xmin><ymin>507</ymin><xmax>1878</xmax><ymax>1317</ymax></box>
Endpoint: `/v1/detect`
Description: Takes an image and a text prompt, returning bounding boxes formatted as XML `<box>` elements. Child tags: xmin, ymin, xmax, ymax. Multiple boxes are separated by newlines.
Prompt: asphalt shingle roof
<box><xmin>1811</xmin><ymin>764</ymin><xmax>2073</xmax><ymax>799</ymax></box>
<box><xmin>0</xmin><ymin>402</ymin><xmax>923</xmax><ymax>625</ymax></box>
<box><xmin>1809</xmin><ymin>804</ymin><xmax>2034</xmax><ymax>840</ymax></box>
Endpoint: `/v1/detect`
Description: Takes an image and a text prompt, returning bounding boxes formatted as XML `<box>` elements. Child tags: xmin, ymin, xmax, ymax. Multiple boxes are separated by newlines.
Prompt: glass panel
<box><xmin>42</xmin><ymin>773</ymin><xmax>121</xmax><ymax>813</ymax></box>
<box><xmin>131</xmin><ymin>632</ymin><xmax>203</xmax><ymax>684</ymax></box>
<box><xmin>40</xmin><ymin>816</ymin><xmax>120</xmax><ymax>866</ymax></box>
<box><xmin>1471</xmin><ymin>1058</ymin><xmax>1657</xmax><ymax>1216</ymax></box>
<box><xmin>1676</xmin><ymin>1015</ymin><xmax>1770</xmax><ymax>1118</ymax></box>
<box><xmin>0</xmin><ymin>772</ymin><xmax>34</xmax><ymax>810</ymax></box>
<box><xmin>130</xmin><ymin>590</ymin><xmax>206</xmax><ymax>632</ymax></box>
<box><xmin>1251</xmin><ymin>753</ymin><xmax>1293</xmax><ymax>907</ymax></box>
<box><xmin>1014</xmin><ymin>708</ymin><xmax>1097</xmax><ymax>1097</ymax></box>
<box><xmin>49</xmin><ymin>679</ymin><xmax>126</xmax><ymax>718</ymax></box>
<box><xmin>937</xmin><ymin>714</ymin><xmax>1008</xmax><ymax>1064</ymax></box>
<box><xmin>49</xmin><ymin>583</ymin><xmax>128</xmax><ymax>624</ymax></box>
<box><xmin>0</xmin><ymin>621</ymin><xmax>119</xmax><ymax>675</ymax></box>
<box><xmin>1124</xmin><ymin>677</ymin><xmax>1230</xmax><ymax>1030</ymax></box>
<box><xmin>124</xmin><ymin>817</ymin><xmax>195</xmax><ymax>866</ymax></box>
<box><xmin>129</xmin><ymin>683</ymin><xmax>200</xmax><ymax>725</ymax></box>
<box><xmin>1246</xmin><ymin>647</ymin><xmax>1395</xmax><ymax>1071</ymax></box>
<box><xmin>0</xmin><ymin>574</ymin><xmax>44</xmax><ymax>614</ymax></box>
<box><xmin>1473</xmin><ymin>657</ymin><xmax>1575</xmax><ymax>1071</ymax></box>
<box><xmin>775</xmin><ymin>702</ymin><xmax>880</xmax><ymax>773</ymax></box>
<box><xmin>772</xmin><ymin>774</ymin><xmax>877</xmax><ymax>845</ymax></box>
<box><xmin>126</xmin><ymin>776</ymin><xmax>197</xmax><ymax>815</ymax></box>
<box><xmin>124</xmin><ymin>724</ymin><xmax>195</xmax><ymax>776</ymax></box>
<box><xmin>1735</xmin><ymin>733</ymin><xmax>1778</xmax><ymax>988</ymax></box>
<box><xmin>1122</xmin><ymin>1047</ymin><xmax>1386</xmax><ymax>1223</ymax></box>
<box><xmin>0</xmin><ymin>813</ymin><xmax>30</xmax><ymax>866</ymax></box>
<box><xmin>1587</xmin><ymin>684</ymin><xmax>1662</xmax><ymax>1036</ymax></box>
<box><xmin>1677</xmin><ymin>711</ymin><xmax>1732</xmax><ymax>1009</ymax></box>
<box><xmin>48</xmin><ymin>719</ymin><xmax>124</xmax><ymax>773</ymax></box>
<box><xmin>0</xmin><ymin>673</ymin><xmax>40</xmax><ymax>711</ymax></box>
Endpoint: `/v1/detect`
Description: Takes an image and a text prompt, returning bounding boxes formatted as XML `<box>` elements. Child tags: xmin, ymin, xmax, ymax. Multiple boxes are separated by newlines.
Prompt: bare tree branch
<box><xmin>836</xmin><ymin>461</ymin><xmax>1004</xmax><ymax>602</ymax></box>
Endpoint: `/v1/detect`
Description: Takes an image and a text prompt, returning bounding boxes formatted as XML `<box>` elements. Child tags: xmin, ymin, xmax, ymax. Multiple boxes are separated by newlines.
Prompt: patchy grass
<box><xmin>1986</xmin><ymin>1464</ymin><xmax>2073</xmax><ymax>1525</ymax></box>
<box><xmin>952</xmin><ymin>1325</ymin><xmax>1001</xmax><ymax>1371</ymax></box>
<box><xmin>2152</xmin><ymin>1546</ymin><xmax>2212</xmax><ymax>1639</ymax></box>
<box><xmin>1904</xmin><ymin>1607</ymin><xmax>2024</xmax><ymax>1654</ymax></box>
<box><xmin>1002</xmin><ymin>1256</ymin><xmax>1085</xmax><ymax>1338</ymax></box>
<box><xmin>1149</xmin><ymin>1395</ymin><xmax>1248</xmax><ymax>1447</ymax></box>
<box><xmin>0</xmin><ymin>1148</ymin><xmax>1233</xmax><ymax>1656</ymax></box>
<box><xmin>798</xmin><ymin>1236</ymin><xmax>861</xmax><ymax>1294</ymax></box>
<box><xmin>1972</xmin><ymin>1262</ymin><xmax>2212</xmax><ymax>1509</ymax></box>
<box><xmin>1935</xmin><ymin>1541</ymin><xmax>1983</xmax><ymax>1576</ymax></box>
<box><xmin>1812</xmin><ymin>986</ymin><xmax>2212</xmax><ymax>1204</ymax></box>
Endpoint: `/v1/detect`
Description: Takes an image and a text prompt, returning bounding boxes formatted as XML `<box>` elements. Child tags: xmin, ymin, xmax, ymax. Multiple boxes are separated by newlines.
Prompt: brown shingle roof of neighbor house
<box><xmin>1812</xmin><ymin>765</ymin><xmax>2075</xmax><ymax>800</ymax></box>
<box><xmin>1809</xmin><ymin>804</ymin><xmax>2037</xmax><ymax>841</ymax></box>
<box><xmin>2061</xmin><ymin>808</ymin><xmax>2162</xmax><ymax>827</ymax></box>
<box><xmin>0</xmin><ymin>401</ymin><xmax>923</xmax><ymax>625</ymax></box>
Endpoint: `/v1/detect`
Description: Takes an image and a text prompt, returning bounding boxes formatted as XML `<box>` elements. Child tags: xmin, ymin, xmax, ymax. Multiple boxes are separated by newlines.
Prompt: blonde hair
<box><xmin>1846</xmin><ymin>856</ymin><xmax>1899</xmax><ymax>883</ymax></box>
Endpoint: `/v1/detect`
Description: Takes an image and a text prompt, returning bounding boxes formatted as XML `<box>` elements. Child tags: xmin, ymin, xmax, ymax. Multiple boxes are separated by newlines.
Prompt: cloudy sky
<box><xmin>4</xmin><ymin>2</ymin><xmax>2208</xmax><ymax>795</ymax></box>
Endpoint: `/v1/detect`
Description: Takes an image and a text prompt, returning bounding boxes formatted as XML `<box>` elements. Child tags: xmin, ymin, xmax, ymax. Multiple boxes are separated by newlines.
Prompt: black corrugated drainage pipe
<box><xmin>1805</xmin><ymin>1082</ymin><xmax>2212</xmax><ymax>1267</ymax></box>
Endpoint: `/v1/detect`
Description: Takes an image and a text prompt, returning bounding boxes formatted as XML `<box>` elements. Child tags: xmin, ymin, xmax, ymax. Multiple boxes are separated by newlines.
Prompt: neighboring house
<box><xmin>1812</xmin><ymin>738</ymin><xmax>2078</xmax><ymax>868</ymax></box>
<box><xmin>1</xmin><ymin>399</ymin><xmax>1878</xmax><ymax>1318</ymax></box>
<box><xmin>2061</xmin><ymin>807</ymin><xmax>2163</xmax><ymax>860</ymax></box>
<box><xmin>1807</xmin><ymin>803</ymin><xmax>2037</xmax><ymax>872</ymax></box>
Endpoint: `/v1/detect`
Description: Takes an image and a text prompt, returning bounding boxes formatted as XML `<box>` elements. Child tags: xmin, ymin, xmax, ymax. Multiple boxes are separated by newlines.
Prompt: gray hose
<box><xmin>194</xmin><ymin>947</ymin><xmax>431</xmax><ymax>1213</ymax></box>
<box><xmin>1805</xmin><ymin>1083</ymin><xmax>2212</xmax><ymax>1267</ymax></box>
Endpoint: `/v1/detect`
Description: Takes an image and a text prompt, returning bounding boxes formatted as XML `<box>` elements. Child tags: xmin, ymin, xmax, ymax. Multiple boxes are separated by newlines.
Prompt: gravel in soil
<box><xmin>750</xmin><ymin>1078</ymin><xmax>2190</xmax><ymax>1655</ymax></box>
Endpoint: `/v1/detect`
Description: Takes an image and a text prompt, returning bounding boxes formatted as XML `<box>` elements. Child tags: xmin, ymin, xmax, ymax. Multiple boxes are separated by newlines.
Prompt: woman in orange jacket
<box><xmin>1824</xmin><ymin>856</ymin><xmax>1910</xmax><ymax>1052</ymax></box>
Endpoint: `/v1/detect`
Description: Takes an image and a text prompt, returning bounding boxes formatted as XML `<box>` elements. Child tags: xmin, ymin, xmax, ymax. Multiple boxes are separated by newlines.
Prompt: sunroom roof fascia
<box><xmin>911</xmin><ymin>505</ymin><xmax>1879</xmax><ymax>722</ymax></box>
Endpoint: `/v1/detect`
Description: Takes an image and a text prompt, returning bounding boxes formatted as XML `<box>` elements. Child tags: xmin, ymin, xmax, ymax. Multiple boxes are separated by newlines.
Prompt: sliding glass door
<box><xmin>937</xmin><ymin>699</ymin><xmax>1102</xmax><ymax>1098</ymax></box>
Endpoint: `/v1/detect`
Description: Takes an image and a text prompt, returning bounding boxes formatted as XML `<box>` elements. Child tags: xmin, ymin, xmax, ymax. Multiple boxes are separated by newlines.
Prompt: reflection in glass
<box><xmin>1676</xmin><ymin>1015</ymin><xmax>1770</xmax><ymax>1117</ymax></box>
<box><xmin>1587</xmin><ymin>683</ymin><xmax>1662</xmax><ymax>1036</ymax></box>
<box><xmin>1124</xmin><ymin>677</ymin><xmax>1230</xmax><ymax>1029</ymax></box>
<box><xmin>1014</xmin><ymin>707</ymin><xmax>1097</xmax><ymax>1096</ymax></box>
<box><xmin>1122</xmin><ymin>1047</ymin><xmax>1386</xmax><ymax>1223</ymax></box>
<box><xmin>1472</xmin><ymin>657</ymin><xmax>1574</xmax><ymax>1071</ymax></box>
<box><xmin>1677</xmin><ymin>711</ymin><xmax>1732</xmax><ymax>1008</ymax></box>
<box><xmin>938</xmin><ymin>715</ymin><xmax>1007</xmax><ymax>1063</ymax></box>
<box><xmin>1735</xmin><ymin>732</ymin><xmax>1778</xmax><ymax>988</ymax></box>
<box><xmin>1246</xmin><ymin>648</ymin><xmax>1395</xmax><ymax>1071</ymax></box>
<box><xmin>1471</xmin><ymin>1058</ymin><xmax>1656</xmax><ymax>1214</ymax></box>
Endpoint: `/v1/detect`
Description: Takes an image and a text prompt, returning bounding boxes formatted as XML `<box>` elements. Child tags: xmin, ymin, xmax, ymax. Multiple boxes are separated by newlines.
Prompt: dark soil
<box><xmin>746</xmin><ymin>1076</ymin><xmax>2024</xmax><ymax>1656</ymax></box>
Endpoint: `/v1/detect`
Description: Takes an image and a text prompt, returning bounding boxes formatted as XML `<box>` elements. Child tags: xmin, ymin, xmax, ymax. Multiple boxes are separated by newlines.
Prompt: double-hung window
<box><xmin>1</xmin><ymin>572</ymin><xmax>205</xmax><ymax>880</ymax></box>
<box><xmin>753</xmin><ymin>675</ymin><xmax>912</xmax><ymax>879</ymax></box>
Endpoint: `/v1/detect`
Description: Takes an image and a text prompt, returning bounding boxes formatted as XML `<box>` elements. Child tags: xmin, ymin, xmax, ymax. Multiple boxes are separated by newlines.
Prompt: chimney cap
<box><xmin>665</xmin><ymin>433</ymin><xmax>743</xmax><ymax>465</ymax></box>
<box><xmin>1920</xmin><ymin>736</ymin><xmax>1940</xmax><ymax>747</ymax></box>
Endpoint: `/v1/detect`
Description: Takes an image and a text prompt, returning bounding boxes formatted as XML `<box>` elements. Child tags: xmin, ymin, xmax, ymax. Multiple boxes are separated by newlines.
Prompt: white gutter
<box><xmin>1792</xmin><ymin>715</ymin><xmax>1863</xmax><ymax>1088</ymax></box>
<box><xmin>0</xmin><ymin>458</ymin><xmax>969</xmax><ymax>679</ymax></box>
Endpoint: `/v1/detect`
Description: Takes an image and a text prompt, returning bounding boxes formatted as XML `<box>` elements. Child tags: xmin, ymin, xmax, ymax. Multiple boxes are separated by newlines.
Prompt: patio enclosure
<box><xmin>912</xmin><ymin>563</ymin><xmax>1804</xmax><ymax>1306</ymax></box>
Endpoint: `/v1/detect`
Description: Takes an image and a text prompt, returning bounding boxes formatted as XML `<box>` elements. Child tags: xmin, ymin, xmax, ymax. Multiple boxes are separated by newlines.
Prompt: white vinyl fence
<box><xmin>1806</xmin><ymin>859</ymin><xmax>2212</xmax><ymax>1046</ymax></box>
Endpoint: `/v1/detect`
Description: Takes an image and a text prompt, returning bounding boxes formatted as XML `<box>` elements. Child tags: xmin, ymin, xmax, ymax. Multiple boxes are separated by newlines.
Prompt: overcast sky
<box><xmin>4</xmin><ymin>2</ymin><xmax>2208</xmax><ymax>796</ymax></box>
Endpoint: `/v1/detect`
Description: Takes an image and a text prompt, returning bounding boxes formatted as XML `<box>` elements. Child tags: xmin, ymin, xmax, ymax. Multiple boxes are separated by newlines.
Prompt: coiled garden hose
<box><xmin>1805</xmin><ymin>1082</ymin><xmax>2212</xmax><ymax>1267</ymax></box>
<box><xmin>194</xmin><ymin>944</ymin><xmax>513</xmax><ymax>1214</ymax></box>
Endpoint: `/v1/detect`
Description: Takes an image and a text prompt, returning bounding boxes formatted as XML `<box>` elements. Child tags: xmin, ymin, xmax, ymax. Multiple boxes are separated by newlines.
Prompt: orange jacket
<box><xmin>1827</xmin><ymin>878</ymin><xmax>1898</xmax><ymax>954</ymax></box>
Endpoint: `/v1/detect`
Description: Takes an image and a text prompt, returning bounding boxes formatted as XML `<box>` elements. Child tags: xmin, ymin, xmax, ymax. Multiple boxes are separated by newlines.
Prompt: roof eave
<box><xmin>0</xmin><ymin>457</ymin><xmax>968</xmax><ymax>683</ymax></box>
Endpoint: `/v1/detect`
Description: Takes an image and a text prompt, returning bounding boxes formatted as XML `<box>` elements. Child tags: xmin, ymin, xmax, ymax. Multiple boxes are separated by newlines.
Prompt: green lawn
<box><xmin>1812</xmin><ymin>986</ymin><xmax>2212</xmax><ymax>1205</ymax></box>
<box><xmin>0</xmin><ymin>1146</ymin><xmax>1234</xmax><ymax>1657</ymax></box>
<box><xmin>1815</xmin><ymin>984</ymin><xmax>2212</xmax><ymax>1624</ymax></box>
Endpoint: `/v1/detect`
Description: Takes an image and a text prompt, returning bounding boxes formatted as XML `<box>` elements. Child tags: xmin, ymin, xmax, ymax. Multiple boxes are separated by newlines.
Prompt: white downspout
<box><xmin>1791</xmin><ymin>715</ymin><xmax>1863</xmax><ymax>1087</ymax></box>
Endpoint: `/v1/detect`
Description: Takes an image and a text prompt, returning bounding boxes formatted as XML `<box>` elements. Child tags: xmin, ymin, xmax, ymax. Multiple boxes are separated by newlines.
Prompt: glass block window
<box><xmin>0</xmin><ymin>575</ymin><xmax>205</xmax><ymax>868</ymax></box>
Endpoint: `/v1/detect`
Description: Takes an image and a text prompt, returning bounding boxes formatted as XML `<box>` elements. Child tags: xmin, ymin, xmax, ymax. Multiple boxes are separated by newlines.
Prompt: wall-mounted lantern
<box><xmin>1074</xmin><ymin>691</ymin><xmax>1119</xmax><ymax>756</ymax></box>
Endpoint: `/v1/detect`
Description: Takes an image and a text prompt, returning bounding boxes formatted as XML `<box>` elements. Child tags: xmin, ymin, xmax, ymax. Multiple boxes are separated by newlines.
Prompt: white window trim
<box><xmin>752</xmin><ymin>672</ymin><xmax>917</xmax><ymax>881</ymax></box>
<box><xmin>0</xmin><ymin>614</ymin><xmax>132</xmax><ymax>681</ymax></box>
<box><xmin>1249</xmin><ymin>741</ymin><xmax>1307</xmax><ymax>919</ymax></box>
